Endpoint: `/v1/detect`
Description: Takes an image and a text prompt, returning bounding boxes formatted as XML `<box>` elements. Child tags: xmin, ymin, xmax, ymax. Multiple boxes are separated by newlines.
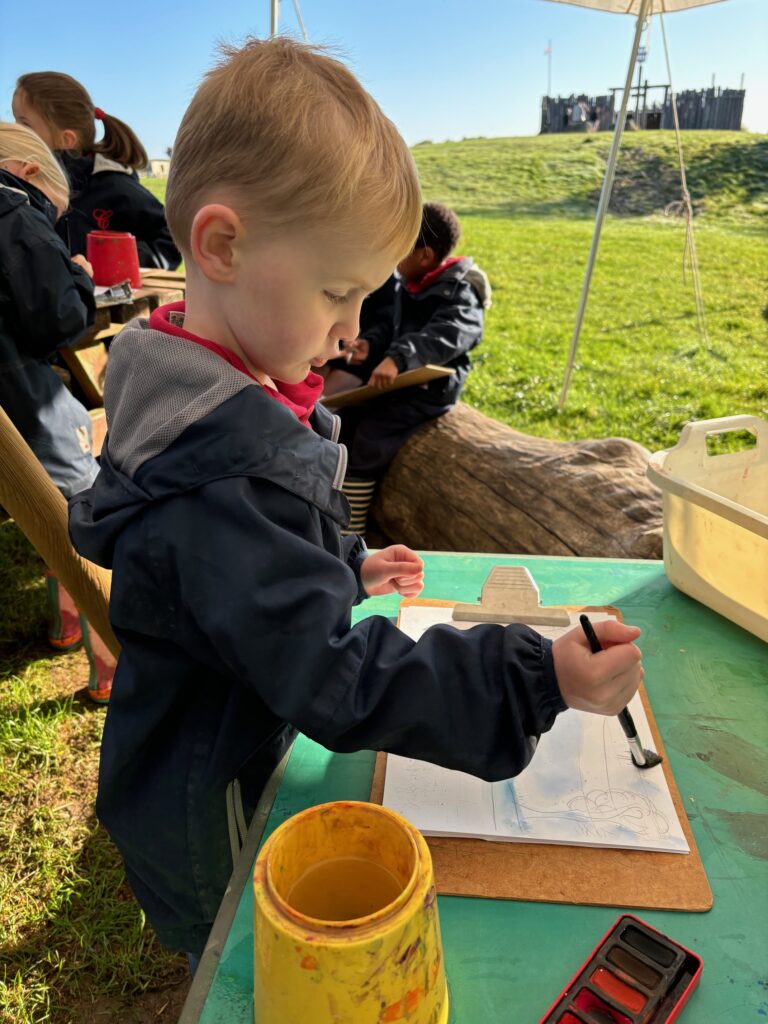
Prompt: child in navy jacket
<box><xmin>326</xmin><ymin>202</ymin><xmax>490</xmax><ymax>531</ymax></box>
<box><xmin>68</xmin><ymin>39</ymin><xmax>643</xmax><ymax>958</ymax></box>
<box><xmin>0</xmin><ymin>122</ymin><xmax>114</xmax><ymax>701</ymax></box>
<box><xmin>13</xmin><ymin>72</ymin><xmax>180</xmax><ymax>270</ymax></box>
<box><xmin>0</xmin><ymin>123</ymin><xmax>97</xmax><ymax>497</ymax></box>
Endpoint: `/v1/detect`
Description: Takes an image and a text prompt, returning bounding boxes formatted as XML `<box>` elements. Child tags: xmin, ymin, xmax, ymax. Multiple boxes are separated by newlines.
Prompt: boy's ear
<box><xmin>189</xmin><ymin>204</ymin><xmax>243</xmax><ymax>283</ymax></box>
<box><xmin>420</xmin><ymin>246</ymin><xmax>439</xmax><ymax>267</ymax></box>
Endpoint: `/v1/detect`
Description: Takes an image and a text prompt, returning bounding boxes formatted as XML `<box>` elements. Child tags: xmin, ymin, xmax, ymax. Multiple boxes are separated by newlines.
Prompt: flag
<box><xmin>544</xmin><ymin>43</ymin><xmax>552</xmax><ymax>55</ymax></box>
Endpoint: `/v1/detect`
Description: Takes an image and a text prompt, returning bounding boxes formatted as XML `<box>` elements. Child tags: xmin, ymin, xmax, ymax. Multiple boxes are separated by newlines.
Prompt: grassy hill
<box><xmin>412</xmin><ymin>130</ymin><xmax>768</xmax><ymax>222</ymax></box>
<box><xmin>145</xmin><ymin>131</ymin><xmax>768</xmax><ymax>223</ymax></box>
<box><xmin>145</xmin><ymin>130</ymin><xmax>767</xmax><ymax>451</ymax></box>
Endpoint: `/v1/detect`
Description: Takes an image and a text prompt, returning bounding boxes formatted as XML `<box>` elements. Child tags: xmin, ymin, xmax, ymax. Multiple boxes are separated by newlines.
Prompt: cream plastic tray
<box><xmin>647</xmin><ymin>415</ymin><xmax>768</xmax><ymax>643</ymax></box>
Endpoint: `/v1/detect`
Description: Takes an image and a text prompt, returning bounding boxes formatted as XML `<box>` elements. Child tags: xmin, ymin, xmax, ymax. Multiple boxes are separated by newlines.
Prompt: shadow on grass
<box><xmin>686</xmin><ymin>138</ymin><xmax>768</xmax><ymax>206</ymax></box>
<box><xmin>601</xmin><ymin>305</ymin><xmax>738</xmax><ymax>334</ymax></box>
<box><xmin>0</xmin><ymin>826</ymin><xmax>189</xmax><ymax>1024</ymax></box>
<box><xmin>454</xmin><ymin>199</ymin><xmax>597</xmax><ymax>220</ymax></box>
<box><xmin>27</xmin><ymin>687</ymin><xmax>108</xmax><ymax>719</ymax></box>
<box><xmin>0</xmin><ymin>518</ymin><xmax>49</xmax><ymax>673</ymax></box>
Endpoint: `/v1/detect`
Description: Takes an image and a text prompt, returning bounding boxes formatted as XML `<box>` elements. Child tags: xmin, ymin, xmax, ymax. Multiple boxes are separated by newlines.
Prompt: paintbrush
<box><xmin>579</xmin><ymin>613</ymin><xmax>663</xmax><ymax>770</ymax></box>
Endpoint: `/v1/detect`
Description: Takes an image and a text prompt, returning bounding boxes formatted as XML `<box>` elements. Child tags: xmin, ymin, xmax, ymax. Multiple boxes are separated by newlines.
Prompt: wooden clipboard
<box><xmin>321</xmin><ymin>364</ymin><xmax>454</xmax><ymax>409</ymax></box>
<box><xmin>370</xmin><ymin>597</ymin><xmax>713</xmax><ymax>914</ymax></box>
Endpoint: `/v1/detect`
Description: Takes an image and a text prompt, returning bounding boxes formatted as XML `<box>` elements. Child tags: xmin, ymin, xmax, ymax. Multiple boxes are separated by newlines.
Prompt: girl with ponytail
<box><xmin>13</xmin><ymin>72</ymin><xmax>180</xmax><ymax>269</ymax></box>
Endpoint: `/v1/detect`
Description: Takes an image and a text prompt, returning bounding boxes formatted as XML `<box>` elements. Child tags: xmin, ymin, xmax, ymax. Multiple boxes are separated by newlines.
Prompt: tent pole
<box><xmin>557</xmin><ymin>0</ymin><xmax>652</xmax><ymax>413</ymax></box>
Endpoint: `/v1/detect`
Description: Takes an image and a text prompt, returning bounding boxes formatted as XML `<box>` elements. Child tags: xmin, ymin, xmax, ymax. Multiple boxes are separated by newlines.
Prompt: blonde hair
<box><xmin>0</xmin><ymin>121</ymin><xmax>69</xmax><ymax>210</ymax></box>
<box><xmin>166</xmin><ymin>37</ymin><xmax>421</xmax><ymax>259</ymax></box>
<box><xmin>16</xmin><ymin>72</ymin><xmax>148</xmax><ymax>170</ymax></box>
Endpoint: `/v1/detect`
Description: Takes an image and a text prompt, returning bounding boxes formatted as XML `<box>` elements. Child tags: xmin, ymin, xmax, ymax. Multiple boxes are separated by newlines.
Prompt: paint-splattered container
<box><xmin>252</xmin><ymin>800</ymin><xmax>448</xmax><ymax>1024</ymax></box>
<box><xmin>648</xmin><ymin>415</ymin><xmax>768</xmax><ymax>643</ymax></box>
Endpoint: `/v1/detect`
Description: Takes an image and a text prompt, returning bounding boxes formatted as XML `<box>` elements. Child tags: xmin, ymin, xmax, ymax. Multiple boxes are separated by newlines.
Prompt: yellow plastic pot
<box><xmin>253</xmin><ymin>800</ymin><xmax>448</xmax><ymax>1023</ymax></box>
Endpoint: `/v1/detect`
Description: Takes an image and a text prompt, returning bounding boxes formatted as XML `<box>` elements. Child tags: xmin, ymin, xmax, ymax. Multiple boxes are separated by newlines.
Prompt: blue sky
<box><xmin>1</xmin><ymin>0</ymin><xmax>765</xmax><ymax>158</ymax></box>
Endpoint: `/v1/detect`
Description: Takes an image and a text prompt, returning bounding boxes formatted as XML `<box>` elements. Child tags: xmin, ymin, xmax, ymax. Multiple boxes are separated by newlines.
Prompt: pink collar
<box><xmin>149</xmin><ymin>302</ymin><xmax>323</xmax><ymax>426</ymax></box>
<box><xmin>404</xmin><ymin>256</ymin><xmax>464</xmax><ymax>294</ymax></box>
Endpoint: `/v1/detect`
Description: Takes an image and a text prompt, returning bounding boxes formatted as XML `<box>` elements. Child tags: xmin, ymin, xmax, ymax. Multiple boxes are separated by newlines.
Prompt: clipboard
<box><xmin>321</xmin><ymin>364</ymin><xmax>455</xmax><ymax>409</ymax></box>
<box><xmin>369</xmin><ymin>571</ymin><xmax>713</xmax><ymax>913</ymax></box>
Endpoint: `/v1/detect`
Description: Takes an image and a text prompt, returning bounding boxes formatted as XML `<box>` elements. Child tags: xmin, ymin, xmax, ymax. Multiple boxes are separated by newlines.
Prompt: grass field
<box><xmin>147</xmin><ymin>130</ymin><xmax>768</xmax><ymax>451</ymax></box>
<box><xmin>2</xmin><ymin>130</ymin><xmax>766</xmax><ymax>1022</ymax></box>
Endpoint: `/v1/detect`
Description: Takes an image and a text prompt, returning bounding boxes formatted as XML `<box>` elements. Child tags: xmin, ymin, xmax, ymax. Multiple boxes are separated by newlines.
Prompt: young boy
<box><xmin>69</xmin><ymin>38</ymin><xmax>643</xmax><ymax>959</ymax></box>
<box><xmin>325</xmin><ymin>202</ymin><xmax>490</xmax><ymax>532</ymax></box>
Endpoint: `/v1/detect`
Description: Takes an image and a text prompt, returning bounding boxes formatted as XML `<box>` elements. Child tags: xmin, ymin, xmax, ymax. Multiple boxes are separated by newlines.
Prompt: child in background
<box><xmin>0</xmin><ymin>122</ymin><xmax>114</xmax><ymax>702</ymax></box>
<box><xmin>325</xmin><ymin>202</ymin><xmax>491</xmax><ymax>533</ymax></box>
<box><xmin>69</xmin><ymin>39</ymin><xmax>643</xmax><ymax>961</ymax></box>
<box><xmin>13</xmin><ymin>72</ymin><xmax>180</xmax><ymax>270</ymax></box>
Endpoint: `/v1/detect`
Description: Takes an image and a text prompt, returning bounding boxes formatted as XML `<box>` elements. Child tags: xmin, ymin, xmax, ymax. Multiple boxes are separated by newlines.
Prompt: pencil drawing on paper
<box><xmin>488</xmin><ymin>712</ymin><xmax>678</xmax><ymax>848</ymax></box>
<box><xmin>382</xmin><ymin>604</ymin><xmax>689</xmax><ymax>855</ymax></box>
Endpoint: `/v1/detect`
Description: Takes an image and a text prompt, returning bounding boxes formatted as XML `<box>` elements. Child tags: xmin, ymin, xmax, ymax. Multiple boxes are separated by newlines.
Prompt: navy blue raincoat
<box><xmin>69</xmin><ymin>311</ymin><xmax>564</xmax><ymax>953</ymax></box>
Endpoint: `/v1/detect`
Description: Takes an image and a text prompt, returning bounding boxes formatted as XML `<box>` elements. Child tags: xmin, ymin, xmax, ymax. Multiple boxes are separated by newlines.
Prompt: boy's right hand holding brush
<box><xmin>552</xmin><ymin>619</ymin><xmax>643</xmax><ymax>716</ymax></box>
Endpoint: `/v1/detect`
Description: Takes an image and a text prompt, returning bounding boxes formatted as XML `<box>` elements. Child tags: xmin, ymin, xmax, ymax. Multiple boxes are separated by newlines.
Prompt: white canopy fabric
<box><xmin>545</xmin><ymin>0</ymin><xmax>723</xmax><ymax>13</ymax></box>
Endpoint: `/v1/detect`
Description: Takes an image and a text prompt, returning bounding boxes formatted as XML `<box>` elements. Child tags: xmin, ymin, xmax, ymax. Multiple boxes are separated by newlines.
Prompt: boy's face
<box><xmin>397</xmin><ymin>245</ymin><xmax>441</xmax><ymax>283</ymax></box>
<box><xmin>225</xmin><ymin>228</ymin><xmax>398</xmax><ymax>384</ymax></box>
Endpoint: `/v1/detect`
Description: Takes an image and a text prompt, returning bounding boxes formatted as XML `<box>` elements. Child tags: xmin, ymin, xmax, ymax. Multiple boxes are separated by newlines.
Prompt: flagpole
<box><xmin>547</xmin><ymin>39</ymin><xmax>552</xmax><ymax>97</ymax></box>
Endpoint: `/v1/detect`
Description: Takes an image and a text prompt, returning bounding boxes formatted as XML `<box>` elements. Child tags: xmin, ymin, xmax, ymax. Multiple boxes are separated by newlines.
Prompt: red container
<box><xmin>86</xmin><ymin>230</ymin><xmax>141</xmax><ymax>289</ymax></box>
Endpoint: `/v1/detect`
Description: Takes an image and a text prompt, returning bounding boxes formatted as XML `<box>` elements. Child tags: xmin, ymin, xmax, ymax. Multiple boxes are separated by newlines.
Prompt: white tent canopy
<box><xmin>544</xmin><ymin>0</ymin><xmax>727</xmax><ymax>409</ymax></box>
<box><xmin>547</xmin><ymin>0</ymin><xmax>723</xmax><ymax>13</ymax></box>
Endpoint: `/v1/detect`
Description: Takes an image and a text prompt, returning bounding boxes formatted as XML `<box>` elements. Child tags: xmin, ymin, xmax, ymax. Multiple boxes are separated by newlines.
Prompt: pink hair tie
<box><xmin>94</xmin><ymin>107</ymin><xmax>106</xmax><ymax>120</ymax></box>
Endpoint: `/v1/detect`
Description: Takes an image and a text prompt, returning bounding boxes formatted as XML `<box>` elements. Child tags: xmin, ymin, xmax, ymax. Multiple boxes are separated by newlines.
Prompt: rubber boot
<box><xmin>80</xmin><ymin>618</ymin><xmax>116</xmax><ymax>705</ymax></box>
<box><xmin>44</xmin><ymin>570</ymin><xmax>82</xmax><ymax>651</ymax></box>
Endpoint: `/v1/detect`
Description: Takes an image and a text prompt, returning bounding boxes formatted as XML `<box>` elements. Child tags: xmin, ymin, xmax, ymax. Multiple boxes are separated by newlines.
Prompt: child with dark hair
<box><xmin>328</xmin><ymin>201</ymin><xmax>491</xmax><ymax>533</ymax></box>
<box><xmin>13</xmin><ymin>73</ymin><xmax>180</xmax><ymax>270</ymax></box>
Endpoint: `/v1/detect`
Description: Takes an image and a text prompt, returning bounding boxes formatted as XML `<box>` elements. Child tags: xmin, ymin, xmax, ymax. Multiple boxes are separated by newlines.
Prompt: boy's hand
<box><xmin>344</xmin><ymin>338</ymin><xmax>369</xmax><ymax>365</ymax></box>
<box><xmin>368</xmin><ymin>357</ymin><xmax>399</xmax><ymax>390</ymax></box>
<box><xmin>71</xmin><ymin>254</ymin><xmax>94</xmax><ymax>278</ymax></box>
<box><xmin>361</xmin><ymin>545</ymin><xmax>424</xmax><ymax>598</ymax></box>
<box><xmin>552</xmin><ymin>619</ymin><xmax>643</xmax><ymax>716</ymax></box>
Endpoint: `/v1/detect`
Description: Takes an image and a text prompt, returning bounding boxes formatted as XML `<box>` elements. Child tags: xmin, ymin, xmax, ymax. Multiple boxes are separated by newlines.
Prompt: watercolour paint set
<box><xmin>539</xmin><ymin>914</ymin><xmax>702</xmax><ymax>1024</ymax></box>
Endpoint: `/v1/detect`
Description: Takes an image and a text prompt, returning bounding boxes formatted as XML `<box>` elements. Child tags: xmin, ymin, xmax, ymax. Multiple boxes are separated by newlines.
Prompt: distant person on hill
<box><xmin>324</xmin><ymin>201</ymin><xmax>491</xmax><ymax>534</ymax></box>
<box><xmin>571</xmin><ymin>99</ymin><xmax>587</xmax><ymax>126</ymax></box>
<box><xmin>13</xmin><ymin>72</ymin><xmax>180</xmax><ymax>269</ymax></box>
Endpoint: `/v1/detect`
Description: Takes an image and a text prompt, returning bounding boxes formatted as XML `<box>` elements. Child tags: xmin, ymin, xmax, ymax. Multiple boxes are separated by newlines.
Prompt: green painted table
<box><xmin>179</xmin><ymin>554</ymin><xmax>768</xmax><ymax>1023</ymax></box>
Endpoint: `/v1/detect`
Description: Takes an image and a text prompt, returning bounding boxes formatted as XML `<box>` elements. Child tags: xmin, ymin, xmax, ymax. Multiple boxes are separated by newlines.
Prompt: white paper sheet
<box><xmin>382</xmin><ymin>606</ymin><xmax>689</xmax><ymax>854</ymax></box>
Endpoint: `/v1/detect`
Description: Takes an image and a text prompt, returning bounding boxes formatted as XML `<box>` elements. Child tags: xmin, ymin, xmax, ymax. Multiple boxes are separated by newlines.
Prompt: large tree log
<box><xmin>372</xmin><ymin>402</ymin><xmax>663</xmax><ymax>559</ymax></box>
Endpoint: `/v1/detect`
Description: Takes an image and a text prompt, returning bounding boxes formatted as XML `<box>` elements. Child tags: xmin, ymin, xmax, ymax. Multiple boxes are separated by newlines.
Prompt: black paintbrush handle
<box><xmin>579</xmin><ymin>613</ymin><xmax>602</xmax><ymax>654</ymax></box>
<box><xmin>579</xmin><ymin>614</ymin><xmax>640</xmax><ymax>741</ymax></box>
<box><xmin>579</xmin><ymin>614</ymin><xmax>659</xmax><ymax>770</ymax></box>
<box><xmin>617</xmin><ymin>706</ymin><xmax>640</xmax><ymax>741</ymax></box>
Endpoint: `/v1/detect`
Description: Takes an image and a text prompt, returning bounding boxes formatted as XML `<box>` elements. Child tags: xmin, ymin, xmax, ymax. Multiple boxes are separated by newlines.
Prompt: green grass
<box><xmin>143</xmin><ymin>131</ymin><xmax>768</xmax><ymax>452</ymax></box>
<box><xmin>0</xmin><ymin>524</ymin><xmax>187</xmax><ymax>1023</ymax></box>
<box><xmin>459</xmin><ymin>214</ymin><xmax>767</xmax><ymax>450</ymax></box>
<box><xmin>411</xmin><ymin>131</ymin><xmax>768</xmax><ymax>222</ymax></box>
